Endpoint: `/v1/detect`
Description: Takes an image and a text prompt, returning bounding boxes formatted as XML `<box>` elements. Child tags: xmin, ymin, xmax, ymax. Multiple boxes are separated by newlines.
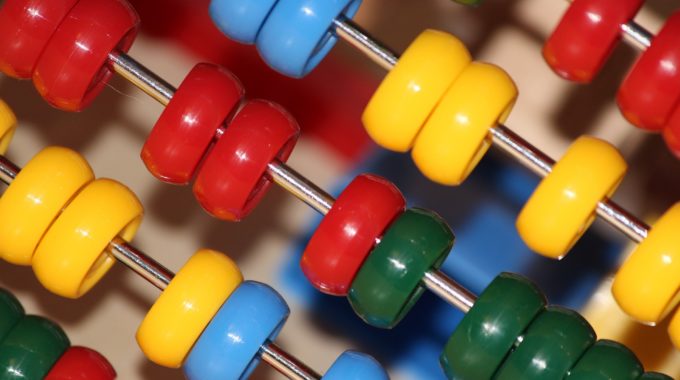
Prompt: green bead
<box><xmin>565</xmin><ymin>340</ymin><xmax>642</xmax><ymax>380</ymax></box>
<box><xmin>348</xmin><ymin>208</ymin><xmax>454</xmax><ymax>328</ymax></box>
<box><xmin>0</xmin><ymin>289</ymin><xmax>24</xmax><ymax>343</ymax></box>
<box><xmin>440</xmin><ymin>273</ymin><xmax>546</xmax><ymax>380</ymax></box>
<box><xmin>495</xmin><ymin>306</ymin><xmax>596</xmax><ymax>380</ymax></box>
<box><xmin>639</xmin><ymin>373</ymin><xmax>674</xmax><ymax>380</ymax></box>
<box><xmin>0</xmin><ymin>315</ymin><xmax>70</xmax><ymax>379</ymax></box>
<box><xmin>454</xmin><ymin>0</ymin><xmax>483</xmax><ymax>5</ymax></box>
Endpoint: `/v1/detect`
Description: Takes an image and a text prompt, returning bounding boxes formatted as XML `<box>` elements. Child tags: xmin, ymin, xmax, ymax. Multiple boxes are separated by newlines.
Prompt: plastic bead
<box><xmin>142</xmin><ymin>63</ymin><xmax>244</xmax><ymax>184</ymax></box>
<box><xmin>544</xmin><ymin>0</ymin><xmax>643</xmax><ymax>83</ymax></box>
<box><xmin>137</xmin><ymin>249</ymin><xmax>242</xmax><ymax>368</ymax></box>
<box><xmin>0</xmin><ymin>147</ymin><xmax>94</xmax><ymax>265</ymax></box>
<box><xmin>32</xmin><ymin>179</ymin><xmax>143</xmax><ymax>298</ymax></box>
<box><xmin>0</xmin><ymin>289</ymin><xmax>24</xmax><ymax>343</ymax></box>
<box><xmin>46</xmin><ymin>346</ymin><xmax>117</xmax><ymax>380</ymax></box>
<box><xmin>193</xmin><ymin>99</ymin><xmax>299</xmax><ymax>221</ymax></box>
<box><xmin>302</xmin><ymin>174</ymin><xmax>405</xmax><ymax>296</ymax></box>
<box><xmin>670</xmin><ymin>307</ymin><xmax>680</xmax><ymax>349</ymax></box>
<box><xmin>0</xmin><ymin>315</ymin><xmax>70</xmax><ymax>380</ymax></box>
<box><xmin>517</xmin><ymin>136</ymin><xmax>626</xmax><ymax>259</ymax></box>
<box><xmin>494</xmin><ymin>306</ymin><xmax>596</xmax><ymax>380</ymax></box>
<box><xmin>639</xmin><ymin>373</ymin><xmax>674</xmax><ymax>380</ymax></box>
<box><xmin>412</xmin><ymin>62</ymin><xmax>517</xmax><ymax>185</ymax></box>
<box><xmin>363</xmin><ymin>30</ymin><xmax>472</xmax><ymax>152</ymax></box>
<box><xmin>662</xmin><ymin>106</ymin><xmax>680</xmax><ymax>158</ymax></box>
<box><xmin>0</xmin><ymin>0</ymin><xmax>80</xmax><ymax>78</ymax></box>
<box><xmin>348</xmin><ymin>208</ymin><xmax>454</xmax><ymax>329</ymax></box>
<box><xmin>184</xmin><ymin>281</ymin><xmax>290</xmax><ymax>380</ymax></box>
<box><xmin>440</xmin><ymin>273</ymin><xmax>546</xmax><ymax>380</ymax></box>
<box><xmin>322</xmin><ymin>351</ymin><xmax>389</xmax><ymax>380</ymax></box>
<box><xmin>565</xmin><ymin>340</ymin><xmax>642</xmax><ymax>380</ymax></box>
<box><xmin>33</xmin><ymin>0</ymin><xmax>140</xmax><ymax>111</ymax></box>
<box><xmin>613</xmin><ymin>202</ymin><xmax>680</xmax><ymax>324</ymax></box>
<box><xmin>617</xmin><ymin>11</ymin><xmax>680</xmax><ymax>131</ymax></box>
<box><xmin>209</xmin><ymin>0</ymin><xmax>278</xmax><ymax>44</ymax></box>
<box><xmin>0</xmin><ymin>99</ymin><xmax>17</xmax><ymax>155</ymax></box>
<box><xmin>255</xmin><ymin>0</ymin><xmax>362</xmax><ymax>77</ymax></box>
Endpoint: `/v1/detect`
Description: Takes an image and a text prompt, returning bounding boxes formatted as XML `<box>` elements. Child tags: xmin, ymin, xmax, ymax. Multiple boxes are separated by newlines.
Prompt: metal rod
<box><xmin>108</xmin><ymin>237</ymin><xmax>174</xmax><ymax>289</ymax></box>
<box><xmin>0</xmin><ymin>155</ymin><xmax>19</xmax><ymax>185</ymax></box>
<box><xmin>108</xmin><ymin>52</ymin><xmax>176</xmax><ymax>106</ymax></box>
<box><xmin>266</xmin><ymin>161</ymin><xmax>334</xmax><ymax>215</ymax></box>
<box><xmin>333</xmin><ymin>16</ymin><xmax>398</xmax><ymax>70</ymax></box>
<box><xmin>423</xmin><ymin>271</ymin><xmax>476</xmax><ymax>313</ymax></box>
<box><xmin>260</xmin><ymin>342</ymin><xmax>322</xmax><ymax>380</ymax></box>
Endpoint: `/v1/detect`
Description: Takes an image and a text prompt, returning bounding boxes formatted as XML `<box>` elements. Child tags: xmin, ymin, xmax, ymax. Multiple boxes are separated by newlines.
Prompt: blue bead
<box><xmin>256</xmin><ymin>0</ymin><xmax>362</xmax><ymax>78</ymax></box>
<box><xmin>323</xmin><ymin>351</ymin><xmax>390</xmax><ymax>380</ymax></box>
<box><xmin>183</xmin><ymin>281</ymin><xmax>290</xmax><ymax>380</ymax></box>
<box><xmin>209</xmin><ymin>0</ymin><xmax>279</xmax><ymax>44</ymax></box>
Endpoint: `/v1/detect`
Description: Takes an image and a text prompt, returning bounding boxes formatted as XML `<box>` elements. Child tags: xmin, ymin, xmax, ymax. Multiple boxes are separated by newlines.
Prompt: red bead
<box><xmin>544</xmin><ymin>0</ymin><xmax>642</xmax><ymax>83</ymax></box>
<box><xmin>617</xmin><ymin>11</ymin><xmax>680</xmax><ymax>131</ymax></box>
<box><xmin>142</xmin><ymin>63</ymin><xmax>244</xmax><ymax>184</ymax></box>
<box><xmin>663</xmin><ymin>106</ymin><xmax>680</xmax><ymax>158</ymax></box>
<box><xmin>301</xmin><ymin>174</ymin><xmax>406</xmax><ymax>296</ymax></box>
<box><xmin>45</xmin><ymin>346</ymin><xmax>116</xmax><ymax>380</ymax></box>
<box><xmin>32</xmin><ymin>0</ymin><xmax>139</xmax><ymax>111</ymax></box>
<box><xmin>0</xmin><ymin>0</ymin><xmax>80</xmax><ymax>79</ymax></box>
<box><xmin>193</xmin><ymin>99</ymin><xmax>299</xmax><ymax>221</ymax></box>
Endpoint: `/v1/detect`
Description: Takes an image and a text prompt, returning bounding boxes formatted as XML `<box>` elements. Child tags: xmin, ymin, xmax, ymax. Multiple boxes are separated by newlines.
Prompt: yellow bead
<box><xmin>0</xmin><ymin>147</ymin><xmax>94</xmax><ymax>265</ymax></box>
<box><xmin>136</xmin><ymin>249</ymin><xmax>242</xmax><ymax>368</ymax></box>
<box><xmin>412</xmin><ymin>62</ymin><xmax>517</xmax><ymax>185</ymax></box>
<box><xmin>668</xmin><ymin>307</ymin><xmax>680</xmax><ymax>349</ymax></box>
<box><xmin>362</xmin><ymin>29</ymin><xmax>471</xmax><ymax>152</ymax></box>
<box><xmin>0</xmin><ymin>100</ymin><xmax>17</xmax><ymax>154</ymax></box>
<box><xmin>516</xmin><ymin>136</ymin><xmax>626</xmax><ymax>259</ymax></box>
<box><xmin>32</xmin><ymin>179</ymin><xmax>143</xmax><ymax>298</ymax></box>
<box><xmin>613</xmin><ymin>203</ymin><xmax>680</xmax><ymax>324</ymax></box>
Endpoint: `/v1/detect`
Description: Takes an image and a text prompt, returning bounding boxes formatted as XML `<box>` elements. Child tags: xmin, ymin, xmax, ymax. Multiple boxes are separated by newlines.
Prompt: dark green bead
<box><xmin>0</xmin><ymin>289</ymin><xmax>24</xmax><ymax>344</ymax></box>
<box><xmin>348</xmin><ymin>208</ymin><xmax>454</xmax><ymax>328</ymax></box>
<box><xmin>639</xmin><ymin>373</ymin><xmax>674</xmax><ymax>380</ymax></box>
<box><xmin>454</xmin><ymin>0</ymin><xmax>483</xmax><ymax>5</ymax></box>
<box><xmin>440</xmin><ymin>273</ymin><xmax>546</xmax><ymax>380</ymax></box>
<box><xmin>495</xmin><ymin>306</ymin><xmax>596</xmax><ymax>380</ymax></box>
<box><xmin>0</xmin><ymin>315</ymin><xmax>70</xmax><ymax>379</ymax></box>
<box><xmin>565</xmin><ymin>340</ymin><xmax>642</xmax><ymax>380</ymax></box>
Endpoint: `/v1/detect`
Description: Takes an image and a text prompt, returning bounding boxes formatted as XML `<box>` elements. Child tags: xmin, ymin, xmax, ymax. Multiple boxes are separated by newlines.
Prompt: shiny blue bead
<box><xmin>209</xmin><ymin>0</ymin><xmax>279</xmax><ymax>44</ymax></box>
<box><xmin>183</xmin><ymin>281</ymin><xmax>290</xmax><ymax>380</ymax></box>
<box><xmin>256</xmin><ymin>0</ymin><xmax>362</xmax><ymax>77</ymax></box>
<box><xmin>323</xmin><ymin>351</ymin><xmax>390</xmax><ymax>380</ymax></box>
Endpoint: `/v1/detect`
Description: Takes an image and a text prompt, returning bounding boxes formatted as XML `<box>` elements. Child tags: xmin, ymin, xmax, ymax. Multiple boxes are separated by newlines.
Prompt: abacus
<box><xmin>1</xmin><ymin>0</ymin><xmax>679</xmax><ymax>379</ymax></box>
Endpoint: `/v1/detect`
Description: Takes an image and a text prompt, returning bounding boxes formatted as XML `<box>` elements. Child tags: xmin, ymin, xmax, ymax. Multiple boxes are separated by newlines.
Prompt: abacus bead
<box><xmin>363</xmin><ymin>30</ymin><xmax>472</xmax><ymax>152</ymax></box>
<box><xmin>565</xmin><ymin>340</ymin><xmax>642</xmax><ymax>380</ymax></box>
<box><xmin>0</xmin><ymin>289</ymin><xmax>24</xmax><ymax>343</ymax></box>
<box><xmin>0</xmin><ymin>147</ymin><xmax>94</xmax><ymax>265</ymax></box>
<box><xmin>348</xmin><ymin>208</ymin><xmax>454</xmax><ymax>329</ymax></box>
<box><xmin>0</xmin><ymin>0</ymin><xmax>79</xmax><ymax>79</ymax></box>
<box><xmin>494</xmin><ymin>306</ymin><xmax>596</xmax><ymax>380</ymax></box>
<box><xmin>516</xmin><ymin>136</ymin><xmax>626</xmax><ymax>259</ymax></box>
<box><xmin>543</xmin><ymin>0</ymin><xmax>643</xmax><ymax>83</ymax></box>
<box><xmin>662</xmin><ymin>104</ymin><xmax>680</xmax><ymax>158</ymax></box>
<box><xmin>302</xmin><ymin>174</ymin><xmax>405</xmax><ymax>296</ymax></box>
<box><xmin>142</xmin><ymin>63</ymin><xmax>244</xmax><ymax>184</ymax></box>
<box><xmin>33</xmin><ymin>0</ymin><xmax>139</xmax><ymax>111</ymax></box>
<box><xmin>193</xmin><ymin>99</ymin><xmax>299</xmax><ymax>221</ymax></box>
<box><xmin>0</xmin><ymin>100</ymin><xmax>17</xmax><ymax>155</ymax></box>
<box><xmin>0</xmin><ymin>315</ymin><xmax>70</xmax><ymax>380</ymax></box>
<box><xmin>440</xmin><ymin>273</ymin><xmax>546</xmax><ymax>380</ymax></box>
<box><xmin>322</xmin><ymin>351</ymin><xmax>389</xmax><ymax>380</ymax></box>
<box><xmin>412</xmin><ymin>62</ymin><xmax>517</xmax><ymax>185</ymax></box>
<box><xmin>136</xmin><ymin>249</ymin><xmax>242</xmax><ymax>368</ymax></box>
<box><xmin>255</xmin><ymin>0</ymin><xmax>362</xmax><ymax>78</ymax></box>
<box><xmin>32</xmin><ymin>179</ymin><xmax>143</xmax><ymax>298</ymax></box>
<box><xmin>46</xmin><ymin>346</ymin><xmax>116</xmax><ymax>380</ymax></box>
<box><xmin>209</xmin><ymin>0</ymin><xmax>278</xmax><ymax>43</ymax></box>
<box><xmin>670</xmin><ymin>307</ymin><xmax>680</xmax><ymax>349</ymax></box>
<box><xmin>612</xmin><ymin>203</ymin><xmax>680</xmax><ymax>323</ymax></box>
<box><xmin>184</xmin><ymin>281</ymin><xmax>290</xmax><ymax>380</ymax></box>
<box><xmin>639</xmin><ymin>373</ymin><xmax>674</xmax><ymax>380</ymax></box>
<box><xmin>617</xmin><ymin>11</ymin><xmax>680</xmax><ymax>131</ymax></box>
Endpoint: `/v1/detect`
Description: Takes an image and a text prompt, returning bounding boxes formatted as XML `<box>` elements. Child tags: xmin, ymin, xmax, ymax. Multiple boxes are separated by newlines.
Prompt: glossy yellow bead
<box><xmin>613</xmin><ymin>203</ymin><xmax>680</xmax><ymax>324</ymax></box>
<box><xmin>0</xmin><ymin>100</ymin><xmax>17</xmax><ymax>154</ymax></box>
<box><xmin>362</xmin><ymin>29</ymin><xmax>471</xmax><ymax>152</ymax></box>
<box><xmin>137</xmin><ymin>249</ymin><xmax>242</xmax><ymax>368</ymax></box>
<box><xmin>668</xmin><ymin>307</ymin><xmax>680</xmax><ymax>349</ymax></box>
<box><xmin>32</xmin><ymin>179</ymin><xmax>143</xmax><ymax>298</ymax></box>
<box><xmin>412</xmin><ymin>62</ymin><xmax>517</xmax><ymax>185</ymax></box>
<box><xmin>516</xmin><ymin>136</ymin><xmax>626</xmax><ymax>259</ymax></box>
<box><xmin>0</xmin><ymin>147</ymin><xmax>93</xmax><ymax>265</ymax></box>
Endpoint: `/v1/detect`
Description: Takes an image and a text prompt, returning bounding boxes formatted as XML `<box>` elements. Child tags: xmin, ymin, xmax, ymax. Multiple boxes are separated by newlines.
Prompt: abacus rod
<box><xmin>108</xmin><ymin>237</ymin><xmax>174</xmax><ymax>289</ymax></box>
<box><xmin>333</xmin><ymin>16</ymin><xmax>398</xmax><ymax>70</ymax></box>
<box><xmin>266</xmin><ymin>161</ymin><xmax>334</xmax><ymax>214</ymax></box>
<box><xmin>0</xmin><ymin>155</ymin><xmax>19</xmax><ymax>184</ymax></box>
<box><xmin>423</xmin><ymin>271</ymin><xmax>475</xmax><ymax>313</ymax></box>
<box><xmin>108</xmin><ymin>52</ymin><xmax>175</xmax><ymax>106</ymax></box>
<box><xmin>260</xmin><ymin>342</ymin><xmax>322</xmax><ymax>380</ymax></box>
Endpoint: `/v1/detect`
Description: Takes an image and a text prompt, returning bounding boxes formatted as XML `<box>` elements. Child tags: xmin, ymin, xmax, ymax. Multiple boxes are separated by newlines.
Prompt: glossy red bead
<box><xmin>663</xmin><ymin>106</ymin><xmax>680</xmax><ymax>158</ymax></box>
<box><xmin>32</xmin><ymin>0</ymin><xmax>139</xmax><ymax>111</ymax></box>
<box><xmin>301</xmin><ymin>174</ymin><xmax>406</xmax><ymax>296</ymax></box>
<box><xmin>618</xmin><ymin>11</ymin><xmax>680</xmax><ymax>131</ymax></box>
<box><xmin>193</xmin><ymin>99</ymin><xmax>299</xmax><ymax>221</ymax></box>
<box><xmin>0</xmin><ymin>0</ymin><xmax>80</xmax><ymax>79</ymax></box>
<box><xmin>544</xmin><ymin>0</ymin><xmax>642</xmax><ymax>83</ymax></box>
<box><xmin>46</xmin><ymin>346</ymin><xmax>116</xmax><ymax>380</ymax></box>
<box><xmin>142</xmin><ymin>63</ymin><xmax>244</xmax><ymax>184</ymax></box>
